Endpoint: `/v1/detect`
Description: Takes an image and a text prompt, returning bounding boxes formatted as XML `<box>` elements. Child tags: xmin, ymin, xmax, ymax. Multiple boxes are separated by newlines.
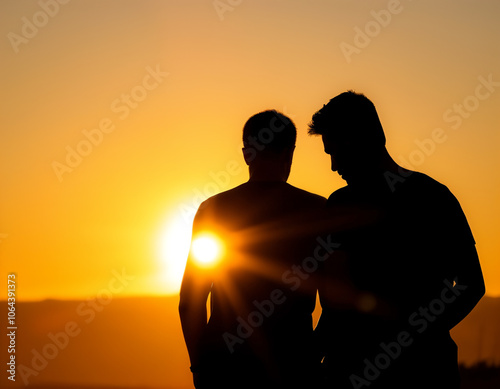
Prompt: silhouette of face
<box><xmin>322</xmin><ymin>134</ymin><xmax>373</xmax><ymax>184</ymax></box>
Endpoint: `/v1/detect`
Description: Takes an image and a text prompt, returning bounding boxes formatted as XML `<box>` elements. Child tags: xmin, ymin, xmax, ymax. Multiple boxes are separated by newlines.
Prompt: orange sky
<box><xmin>1</xmin><ymin>0</ymin><xmax>499</xmax><ymax>301</ymax></box>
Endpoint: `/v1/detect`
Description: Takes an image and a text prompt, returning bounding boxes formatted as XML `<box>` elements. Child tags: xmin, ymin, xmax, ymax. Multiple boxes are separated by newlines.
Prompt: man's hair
<box><xmin>243</xmin><ymin>110</ymin><xmax>296</xmax><ymax>154</ymax></box>
<box><xmin>308</xmin><ymin>91</ymin><xmax>386</xmax><ymax>146</ymax></box>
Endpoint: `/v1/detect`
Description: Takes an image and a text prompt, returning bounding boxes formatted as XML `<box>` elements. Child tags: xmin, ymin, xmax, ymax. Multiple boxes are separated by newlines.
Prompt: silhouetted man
<box><xmin>179</xmin><ymin>110</ymin><xmax>326</xmax><ymax>389</ymax></box>
<box><xmin>309</xmin><ymin>91</ymin><xmax>485</xmax><ymax>389</ymax></box>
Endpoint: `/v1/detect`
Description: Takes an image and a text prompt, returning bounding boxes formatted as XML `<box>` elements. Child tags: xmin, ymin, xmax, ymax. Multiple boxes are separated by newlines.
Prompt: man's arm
<box><xmin>443</xmin><ymin>243</ymin><xmax>485</xmax><ymax>331</ymax></box>
<box><xmin>434</xmin><ymin>189</ymin><xmax>485</xmax><ymax>331</ymax></box>
<box><xmin>179</xmin><ymin>259</ymin><xmax>212</xmax><ymax>369</ymax></box>
<box><xmin>178</xmin><ymin>208</ymin><xmax>213</xmax><ymax>371</ymax></box>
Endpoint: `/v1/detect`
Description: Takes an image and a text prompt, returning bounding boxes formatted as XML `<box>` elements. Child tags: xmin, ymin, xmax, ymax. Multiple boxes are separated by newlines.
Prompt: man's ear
<box><xmin>242</xmin><ymin>147</ymin><xmax>256</xmax><ymax>166</ymax></box>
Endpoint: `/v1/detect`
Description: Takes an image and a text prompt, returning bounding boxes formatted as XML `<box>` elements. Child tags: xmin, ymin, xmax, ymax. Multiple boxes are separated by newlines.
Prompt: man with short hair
<box><xmin>179</xmin><ymin>110</ymin><xmax>326</xmax><ymax>389</ymax></box>
<box><xmin>310</xmin><ymin>91</ymin><xmax>485</xmax><ymax>389</ymax></box>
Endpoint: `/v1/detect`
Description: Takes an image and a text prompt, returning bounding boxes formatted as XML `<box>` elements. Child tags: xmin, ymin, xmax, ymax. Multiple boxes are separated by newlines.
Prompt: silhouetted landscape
<box><xmin>1</xmin><ymin>295</ymin><xmax>499</xmax><ymax>388</ymax></box>
<box><xmin>460</xmin><ymin>363</ymin><xmax>500</xmax><ymax>389</ymax></box>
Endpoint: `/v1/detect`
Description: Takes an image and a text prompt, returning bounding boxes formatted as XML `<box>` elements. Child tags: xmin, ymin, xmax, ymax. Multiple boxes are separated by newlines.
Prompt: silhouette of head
<box><xmin>309</xmin><ymin>91</ymin><xmax>386</xmax><ymax>184</ymax></box>
<box><xmin>242</xmin><ymin>110</ymin><xmax>296</xmax><ymax>180</ymax></box>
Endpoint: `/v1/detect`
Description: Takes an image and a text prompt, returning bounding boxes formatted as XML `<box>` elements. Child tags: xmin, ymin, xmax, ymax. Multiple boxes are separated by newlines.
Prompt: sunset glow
<box><xmin>1</xmin><ymin>1</ymin><xmax>499</xmax><ymax>300</ymax></box>
<box><xmin>1</xmin><ymin>2</ymin><xmax>499</xmax><ymax>389</ymax></box>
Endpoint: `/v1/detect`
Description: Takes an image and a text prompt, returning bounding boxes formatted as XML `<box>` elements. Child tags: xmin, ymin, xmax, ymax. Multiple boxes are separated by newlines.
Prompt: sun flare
<box><xmin>157</xmin><ymin>211</ymin><xmax>226</xmax><ymax>294</ymax></box>
<box><xmin>191</xmin><ymin>233</ymin><xmax>224</xmax><ymax>267</ymax></box>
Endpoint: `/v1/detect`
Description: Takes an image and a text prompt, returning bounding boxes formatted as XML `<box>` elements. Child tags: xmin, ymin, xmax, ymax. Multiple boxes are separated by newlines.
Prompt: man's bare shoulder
<box><xmin>284</xmin><ymin>183</ymin><xmax>327</xmax><ymax>207</ymax></box>
<box><xmin>196</xmin><ymin>182</ymin><xmax>326</xmax><ymax>221</ymax></box>
<box><xmin>194</xmin><ymin>183</ymin><xmax>249</xmax><ymax>217</ymax></box>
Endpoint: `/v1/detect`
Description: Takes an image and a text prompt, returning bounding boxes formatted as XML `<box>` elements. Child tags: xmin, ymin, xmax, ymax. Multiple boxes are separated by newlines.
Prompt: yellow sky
<box><xmin>1</xmin><ymin>0</ymin><xmax>499</xmax><ymax>300</ymax></box>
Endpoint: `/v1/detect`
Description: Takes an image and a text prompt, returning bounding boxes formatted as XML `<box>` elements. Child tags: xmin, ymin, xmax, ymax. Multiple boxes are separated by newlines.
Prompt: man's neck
<box><xmin>347</xmin><ymin>150</ymin><xmax>406</xmax><ymax>190</ymax></box>
<box><xmin>248</xmin><ymin>172</ymin><xmax>287</xmax><ymax>182</ymax></box>
<box><xmin>248</xmin><ymin>163</ymin><xmax>290</xmax><ymax>182</ymax></box>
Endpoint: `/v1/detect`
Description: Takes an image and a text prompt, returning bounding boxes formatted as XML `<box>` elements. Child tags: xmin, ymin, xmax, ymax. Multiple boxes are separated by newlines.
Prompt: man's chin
<box><xmin>337</xmin><ymin>171</ymin><xmax>350</xmax><ymax>182</ymax></box>
<box><xmin>339</xmin><ymin>172</ymin><xmax>361</xmax><ymax>186</ymax></box>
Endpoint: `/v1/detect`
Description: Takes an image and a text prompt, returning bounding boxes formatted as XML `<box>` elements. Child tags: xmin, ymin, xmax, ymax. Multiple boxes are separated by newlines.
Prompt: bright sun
<box><xmin>191</xmin><ymin>233</ymin><xmax>224</xmax><ymax>267</ymax></box>
<box><xmin>157</xmin><ymin>212</ymin><xmax>225</xmax><ymax>294</ymax></box>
